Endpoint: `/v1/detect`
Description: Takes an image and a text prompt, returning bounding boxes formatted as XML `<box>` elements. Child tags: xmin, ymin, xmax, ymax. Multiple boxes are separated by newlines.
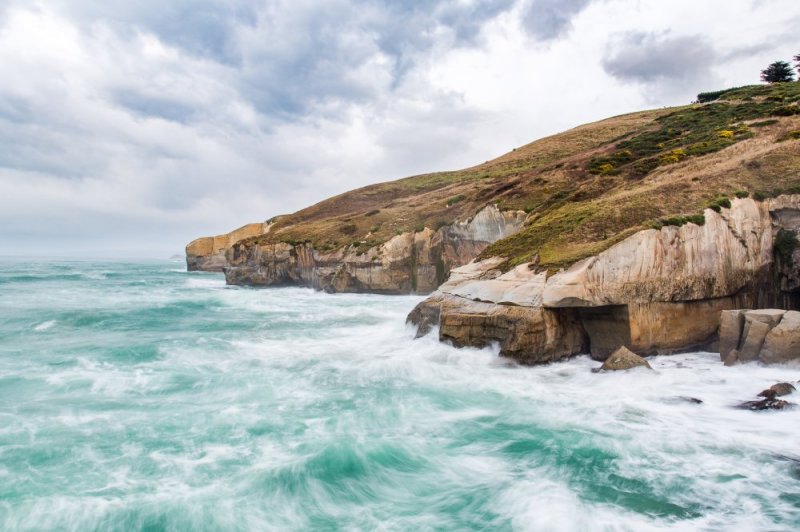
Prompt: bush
<box><xmin>734</xmin><ymin>190</ymin><xmax>750</xmax><ymax>198</ymax></box>
<box><xmin>339</xmin><ymin>223</ymin><xmax>358</xmax><ymax>235</ymax></box>
<box><xmin>657</xmin><ymin>214</ymin><xmax>706</xmax><ymax>228</ymax></box>
<box><xmin>775</xmin><ymin>229</ymin><xmax>798</xmax><ymax>264</ymax></box>
<box><xmin>659</xmin><ymin>148</ymin><xmax>687</xmax><ymax>165</ymax></box>
<box><xmin>773</xmin><ymin>105</ymin><xmax>800</xmax><ymax>116</ymax></box>
<box><xmin>749</xmin><ymin>119</ymin><xmax>778</xmax><ymax>128</ymax></box>
<box><xmin>365</xmin><ymin>209</ymin><xmax>380</xmax><ymax>216</ymax></box>
<box><xmin>717</xmin><ymin>130</ymin><xmax>734</xmax><ymax>139</ymax></box>
<box><xmin>696</xmin><ymin>88</ymin><xmax>737</xmax><ymax>103</ymax></box>
<box><xmin>708</xmin><ymin>197</ymin><xmax>732</xmax><ymax>212</ymax></box>
<box><xmin>627</xmin><ymin>157</ymin><xmax>660</xmax><ymax>179</ymax></box>
<box><xmin>778</xmin><ymin>130</ymin><xmax>800</xmax><ymax>142</ymax></box>
<box><xmin>753</xmin><ymin>191</ymin><xmax>767</xmax><ymax>201</ymax></box>
<box><xmin>447</xmin><ymin>195</ymin><xmax>465</xmax><ymax>206</ymax></box>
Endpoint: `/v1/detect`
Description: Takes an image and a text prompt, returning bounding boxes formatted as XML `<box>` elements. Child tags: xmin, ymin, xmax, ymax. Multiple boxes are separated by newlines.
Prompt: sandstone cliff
<box><xmin>409</xmin><ymin>196</ymin><xmax>800</xmax><ymax>363</ymax></box>
<box><xmin>186</xmin><ymin>223</ymin><xmax>269</xmax><ymax>272</ymax></box>
<box><xmin>225</xmin><ymin>205</ymin><xmax>525</xmax><ymax>294</ymax></box>
<box><xmin>187</xmin><ymin>83</ymin><xmax>800</xmax><ymax>356</ymax></box>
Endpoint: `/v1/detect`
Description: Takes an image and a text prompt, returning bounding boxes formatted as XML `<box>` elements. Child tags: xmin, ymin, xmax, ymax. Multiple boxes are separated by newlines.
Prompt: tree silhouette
<box><xmin>761</xmin><ymin>61</ymin><xmax>795</xmax><ymax>83</ymax></box>
<box><xmin>795</xmin><ymin>53</ymin><xmax>800</xmax><ymax>77</ymax></box>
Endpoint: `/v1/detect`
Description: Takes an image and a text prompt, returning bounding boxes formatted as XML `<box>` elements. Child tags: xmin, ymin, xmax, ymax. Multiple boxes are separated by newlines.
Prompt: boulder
<box><xmin>599</xmin><ymin>346</ymin><xmax>652</xmax><ymax>371</ymax></box>
<box><xmin>759</xmin><ymin>382</ymin><xmax>796</xmax><ymax>399</ymax></box>
<box><xmin>723</xmin><ymin>349</ymin><xmax>740</xmax><ymax>366</ymax></box>
<box><xmin>741</xmin><ymin>309</ymin><xmax>786</xmax><ymax>342</ymax></box>
<box><xmin>719</xmin><ymin>310</ymin><xmax>747</xmax><ymax>361</ymax></box>
<box><xmin>738</xmin><ymin>320</ymin><xmax>772</xmax><ymax>362</ymax></box>
<box><xmin>760</xmin><ymin>311</ymin><xmax>800</xmax><ymax>364</ymax></box>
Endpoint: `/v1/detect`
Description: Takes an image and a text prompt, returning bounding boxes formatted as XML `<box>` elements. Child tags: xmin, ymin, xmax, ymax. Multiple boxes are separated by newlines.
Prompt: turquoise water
<box><xmin>1</xmin><ymin>259</ymin><xmax>799</xmax><ymax>531</ymax></box>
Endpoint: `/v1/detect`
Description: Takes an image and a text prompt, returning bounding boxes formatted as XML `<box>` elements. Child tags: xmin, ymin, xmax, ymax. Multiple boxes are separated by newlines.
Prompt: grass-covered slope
<box><xmin>243</xmin><ymin>83</ymin><xmax>800</xmax><ymax>269</ymax></box>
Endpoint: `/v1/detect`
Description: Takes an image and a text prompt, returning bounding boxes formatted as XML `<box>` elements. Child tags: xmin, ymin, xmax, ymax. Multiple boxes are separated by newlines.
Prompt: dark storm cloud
<box><xmin>601</xmin><ymin>31</ymin><xmax>716</xmax><ymax>84</ymax></box>
<box><xmin>521</xmin><ymin>0</ymin><xmax>593</xmax><ymax>41</ymax></box>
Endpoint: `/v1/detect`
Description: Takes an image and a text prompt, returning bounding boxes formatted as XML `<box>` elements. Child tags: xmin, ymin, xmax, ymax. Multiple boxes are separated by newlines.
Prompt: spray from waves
<box><xmin>34</xmin><ymin>320</ymin><xmax>57</xmax><ymax>331</ymax></box>
<box><xmin>1</xmin><ymin>259</ymin><xmax>799</xmax><ymax>531</ymax></box>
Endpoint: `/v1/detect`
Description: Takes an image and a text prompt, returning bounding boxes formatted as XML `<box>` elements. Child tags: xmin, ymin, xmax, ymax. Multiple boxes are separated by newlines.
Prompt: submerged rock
<box><xmin>598</xmin><ymin>346</ymin><xmax>652</xmax><ymax>371</ymax></box>
<box><xmin>737</xmin><ymin>398</ymin><xmax>791</xmax><ymax>411</ymax></box>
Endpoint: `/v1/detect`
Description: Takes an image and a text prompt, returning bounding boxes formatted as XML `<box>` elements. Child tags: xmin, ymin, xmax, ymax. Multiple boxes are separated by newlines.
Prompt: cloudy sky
<box><xmin>1</xmin><ymin>0</ymin><xmax>798</xmax><ymax>257</ymax></box>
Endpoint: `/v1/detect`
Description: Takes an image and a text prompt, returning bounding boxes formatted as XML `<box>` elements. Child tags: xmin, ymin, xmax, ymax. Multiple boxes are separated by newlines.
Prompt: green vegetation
<box><xmin>580</xmin><ymin>90</ymin><xmax>797</xmax><ymax>180</ymax></box>
<box><xmin>761</xmin><ymin>61</ymin><xmax>795</xmax><ymax>83</ymax></box>
<box><xmin>696</xmin><ymin>87</ymin><xmax>746</xmax><ymax>103</ymax></box>
<box><xmin>238</xmin><ymin>82</ymin><xmax>800</xmax><ymax>274</ymax></box>
<box><xmin>775</xmin><ymin>229</ymin><xmax>798</xmax><ymax>264</ymax></box>
<box><xmin>707</xmin><ymin>197</ymin><xmax>732</xmax><ymax>212</ymax></box>
<box><xmin>339</xmin><ymin>223</ymin><xmax>358</xmax><ymax>235</ymax></box>
<box><xmin>750</xmin><ymin>119</ymin><xmax>778</xmax><ymax>128</ymax></box>
<box><xmin>650</xmin><ymin>214</ymin><xmax>706</xmax><ymax>230</ymax></box>
<box><xmin>447</xmin><ymin>195</ymin><xmax>465</xmax><ymax>206</ymax></box>
<box><xmin>779</xmin><ymin>130</ymin><xmax>800</xmax><ymax>141</ymax></box>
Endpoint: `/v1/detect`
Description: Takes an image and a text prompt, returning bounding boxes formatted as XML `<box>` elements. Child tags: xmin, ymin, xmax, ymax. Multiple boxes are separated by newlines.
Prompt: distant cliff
<box><xmin>186</xmin><ymin>223</ymin><xmax>268</xmax><ymax>272</ymax></box>
<box><xmin>225</xmin><ymin>205</ymin><xmax>525</xmax><ymax>293</ymax></box>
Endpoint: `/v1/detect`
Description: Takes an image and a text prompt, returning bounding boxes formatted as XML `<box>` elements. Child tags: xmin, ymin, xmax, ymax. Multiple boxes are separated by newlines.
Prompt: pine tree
<box><xmin>761</xmin><ymin>61</ymin><xmax>795</xmax><ymax>83</ymax></box>
<box><xmin>795</xmin><ymin>54</ymin><xmax>800</xmax><ymax>78</ymax></box>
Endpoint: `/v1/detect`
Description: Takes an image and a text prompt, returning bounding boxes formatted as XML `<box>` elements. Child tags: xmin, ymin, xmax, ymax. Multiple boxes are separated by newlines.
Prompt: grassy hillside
<box><xmin>243</xmin><ymin>83</ymin><xmax>800</xmax><ymax>270</ymax></box>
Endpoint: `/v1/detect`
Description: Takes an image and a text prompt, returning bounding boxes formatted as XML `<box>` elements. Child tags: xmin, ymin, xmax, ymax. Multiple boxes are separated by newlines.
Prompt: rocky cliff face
<box><xmin>185</xmin><ymin>223</ymin><xmax>270</xmax><ymax>272</ymax></box>
<box><xmin>409</xmin><ymin>196</ymin><xmax>800</xmax><ymax>364</ymax></box>
<box><xmin>224</xmin><ymin>206</ymin><xmax>526</xmax><ymax>294</ymax></box>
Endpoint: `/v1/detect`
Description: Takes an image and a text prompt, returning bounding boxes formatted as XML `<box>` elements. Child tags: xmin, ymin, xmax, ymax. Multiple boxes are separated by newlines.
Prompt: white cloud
<box><xmin>0</xmin><ymin>0</ymin><xmax>798</xmax><ymax>257</ymax></box>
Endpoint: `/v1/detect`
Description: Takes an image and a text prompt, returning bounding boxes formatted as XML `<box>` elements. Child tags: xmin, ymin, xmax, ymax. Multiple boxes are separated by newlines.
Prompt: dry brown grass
<box><xmin>238</xmin><ymin>85</ymin><xmax>800</xmax><ymax>271</ymax></box>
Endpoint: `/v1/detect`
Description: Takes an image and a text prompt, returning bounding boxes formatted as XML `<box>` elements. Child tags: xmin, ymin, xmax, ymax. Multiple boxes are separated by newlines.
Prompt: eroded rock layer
<box><xmin>186</xmin><ymin>223</ymin><xmax>270</xmax><ymax>272</ymax></box>
<box><xmin>409</xmin><ymin>196</ymin><xmax>800</xmax><ymax>363</ymax></box>
<box><xmin>224</xmin><ymin>206</ymin><xmax>526</xmax><ymax>294</ymax></box>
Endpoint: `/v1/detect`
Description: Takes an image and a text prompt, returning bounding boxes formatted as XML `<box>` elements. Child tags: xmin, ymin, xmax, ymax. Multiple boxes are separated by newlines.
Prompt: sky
<box><xmin>0</xmin><ymin>0</ymin><xmax>798</xmax><ymax>258</ymax></box>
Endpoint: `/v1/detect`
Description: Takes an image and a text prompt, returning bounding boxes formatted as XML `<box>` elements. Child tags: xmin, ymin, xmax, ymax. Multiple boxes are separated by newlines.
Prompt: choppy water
<box><xmin>1</xmin><ymin>259</ymin><xmax>800</xmax><ymax>531</ymax></box>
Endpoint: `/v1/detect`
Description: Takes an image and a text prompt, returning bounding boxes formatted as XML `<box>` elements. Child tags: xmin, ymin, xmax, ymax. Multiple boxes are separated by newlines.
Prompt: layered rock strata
<box><xmin>186</xmin><ymin>223</ymin><xmax>270</xmax><ymax>272</ymax></box>
<box><xmin>224</xmin><ymin>206</ymin><xmax>526</xmax><ymax>294</ymax></box>
<box><xmin>409</xmin><ymin>196</ymin><xmax>800</xmax><ymax>364</ymax></box>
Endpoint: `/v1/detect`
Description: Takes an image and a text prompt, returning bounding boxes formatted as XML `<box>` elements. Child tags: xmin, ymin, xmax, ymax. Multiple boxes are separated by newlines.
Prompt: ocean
<box><xmin>1</xmin><ymin>259</ymin><xmax>799</xmax><ymax>531</ymax></box>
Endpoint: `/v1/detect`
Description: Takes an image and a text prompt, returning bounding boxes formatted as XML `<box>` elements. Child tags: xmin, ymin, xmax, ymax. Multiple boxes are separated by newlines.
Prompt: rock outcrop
<box><xmin>224</xmin><ymin>205</ymin><xmax>526</xmax><ymax>294</ymax></box>
<box><xmin>409</xmin><ymin>196</ymin><xmax>800</xmax><ymax>363</ymax></box>
<box><xmin>720</xmin><ymin>309</ymin><xmax>800</xmax><ymax>364</ymax></box>
<box><xmin>598</xmin><ymin>346</ymin><xmax>652</xmax><ymax>371</ymax></box>
<box><xmin>186</xmin><ymin>223</ymin><xmax>270</xmax><ymax>272</ymax></box>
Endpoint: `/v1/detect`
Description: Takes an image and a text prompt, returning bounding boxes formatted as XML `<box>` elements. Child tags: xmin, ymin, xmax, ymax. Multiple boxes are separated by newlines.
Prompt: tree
<box><xmin>761</xmin><ymin>60</ymin><xmax>795</xmax><ymax>83</ymax></box>
<box><xmin>795</xmin><ymin>53</ymin><xmax>800</xmax><ymax>77</ymax></box>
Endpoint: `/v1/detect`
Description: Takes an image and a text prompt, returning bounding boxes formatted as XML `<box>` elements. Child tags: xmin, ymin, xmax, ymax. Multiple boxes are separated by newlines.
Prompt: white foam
<box><xmin>34</xmin><ymin>320</ymin><xmax>56</xmax><ymax>331</ymax></box>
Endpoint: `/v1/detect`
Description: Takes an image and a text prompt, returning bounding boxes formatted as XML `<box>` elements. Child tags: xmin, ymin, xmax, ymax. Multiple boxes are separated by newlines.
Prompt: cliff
<box><xmin>188</xmin><ymin>83</ymin><xmax>800</xmax><ymax>309</ymax></box>
<box><xmin>408</xmin><ymin>196</ymin><xmax>800</xmax><ymax>363</ymax></box>
<box><xmin>225</xmin><ymin>205</ymin><xmax>525</xmax><ymax>293</ymax></box>
<box><xmin>186</xmin><ymin>223</ymin><xmax>269</xmax><ymax>272</ymax></box>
